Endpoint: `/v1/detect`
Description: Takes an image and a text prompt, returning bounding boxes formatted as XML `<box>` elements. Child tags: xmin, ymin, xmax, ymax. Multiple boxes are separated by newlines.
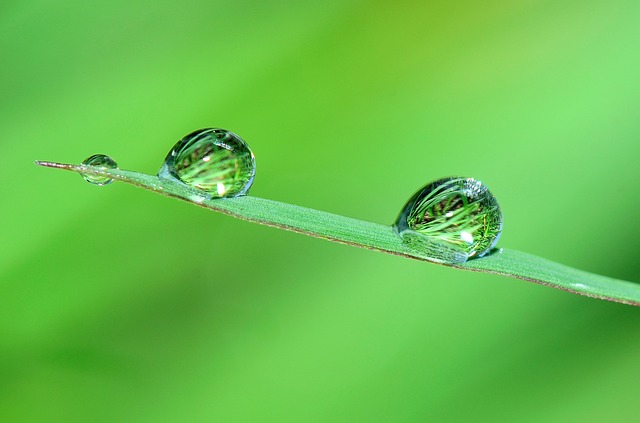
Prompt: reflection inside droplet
<box><xmin>158</xmin><ymin>128</ymin><xmax>256</xmax><ymax>198</ymax></box>
<box><xmin>394</xmin><ymin>177</ymin><xmax>503</xmax><ymax>263</ymax></box>
<box><xmin>81</xmin><ymin>154</ymin><xmax>118</xmax><ymax>186</ymax></box>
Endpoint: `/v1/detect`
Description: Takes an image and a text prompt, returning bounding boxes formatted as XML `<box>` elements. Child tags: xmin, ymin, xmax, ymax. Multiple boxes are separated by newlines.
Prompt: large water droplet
<box><xmin>158</xmin><ymin>128</ymin><xmax>255</xmax><ymax>198</ymax></box>
<box><xmin>394</xmin><ymin>177</ymin><xmax>502</xmax><ymax>263</ymax></box>
<box><xmin>81</xmin><ymin>154</ymin><xmax>118</xmax><ymax>186</ymax></box>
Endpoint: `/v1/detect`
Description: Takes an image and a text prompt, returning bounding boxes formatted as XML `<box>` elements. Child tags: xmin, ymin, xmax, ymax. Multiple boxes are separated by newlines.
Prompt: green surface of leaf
<box><xmin>37</xmin><ymin>162</ymin><xmax>640</xmax><ymax>306</ymax></box>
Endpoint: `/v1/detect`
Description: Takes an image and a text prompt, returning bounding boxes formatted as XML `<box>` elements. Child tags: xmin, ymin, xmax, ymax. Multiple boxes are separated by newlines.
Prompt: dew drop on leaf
<box><xmin>394</xmin><ymin>177</ymin><xmax>503</xmax><ymax>263</ymax></box>
<box><xmin>81</xmin><ymin>154</ymin><xmax>118</xmax><ymax>186</ymax></box>
<box><xmin>158</xmin><ymin>128</ymin><xmax>256</xmax><ymax>198</ymax></box>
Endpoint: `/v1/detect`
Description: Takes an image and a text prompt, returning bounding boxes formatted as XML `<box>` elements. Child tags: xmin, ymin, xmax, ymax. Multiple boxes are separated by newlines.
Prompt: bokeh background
<box><xmin>2</xmin><ymin>0</ymin><xmax>640</xmax><ymax>421</ymax></box>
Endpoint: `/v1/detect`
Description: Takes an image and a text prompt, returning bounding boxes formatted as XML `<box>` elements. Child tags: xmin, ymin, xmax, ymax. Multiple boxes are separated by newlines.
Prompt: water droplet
<box><xmin>81</xmin><ymin>154</ymin><xmax>118</xmax><ymax>186</ymax></box>
<box><xmin>395</xmin><ymin>177</ymin><xmax>502</xmax><ymax>263</ymax></box>
<box><xmin>158</xmin><ymin>128</ymin><xmax>256</xmax><ymax>198</ymax></box>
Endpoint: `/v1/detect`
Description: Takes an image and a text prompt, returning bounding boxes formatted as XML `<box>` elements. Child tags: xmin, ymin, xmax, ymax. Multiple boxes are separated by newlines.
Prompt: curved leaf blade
<box><xmin>36</xmin><ymin>161</ymin><xmax>640</xmax><ymax>306</ymax></box>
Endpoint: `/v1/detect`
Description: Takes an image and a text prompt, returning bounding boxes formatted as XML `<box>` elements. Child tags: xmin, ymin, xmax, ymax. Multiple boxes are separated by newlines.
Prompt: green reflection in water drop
<box><xmin>81</xmin><ymin>154</ymin><xmax>118</xmax><ymax>186</ymax></box>
<box><xmin>395</xmin><ymin>177</ymin><xmax>502</xmax><ymax>263</ymax></box>
<box><xmin>158</xmin><ymin>128</ymin><xmax>256</xmax><ymax>198</ymax></box>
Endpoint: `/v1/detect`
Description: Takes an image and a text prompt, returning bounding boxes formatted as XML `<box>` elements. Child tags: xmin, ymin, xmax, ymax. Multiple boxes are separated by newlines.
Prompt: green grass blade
<box><xmin>35</xmin><ymin>161</ymin><xmax>640</xmax><ymax>306</ymax></box>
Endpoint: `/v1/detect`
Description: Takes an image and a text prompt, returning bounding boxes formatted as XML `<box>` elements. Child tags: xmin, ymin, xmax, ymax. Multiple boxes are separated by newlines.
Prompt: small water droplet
<box><xmin>81</xmin><ymin>154</ymin><xmax>118</xmax><ymax>186</ymax></box>
<box><xmin>158</xmin><ymin>128</ymin><xmax>256</xmax><ymax>198</ymax></box>
<box><xmin>395</xmin><ymin>177</ymin><xmax>502</xmax><ymax>263</ymax></box>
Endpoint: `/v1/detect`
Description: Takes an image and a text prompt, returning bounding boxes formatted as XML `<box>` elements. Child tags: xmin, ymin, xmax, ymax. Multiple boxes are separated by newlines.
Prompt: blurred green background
<box><xmin>2</xmin><ymin>0</ymin><xmax>640</xmax><ymax>421</ymax></box>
